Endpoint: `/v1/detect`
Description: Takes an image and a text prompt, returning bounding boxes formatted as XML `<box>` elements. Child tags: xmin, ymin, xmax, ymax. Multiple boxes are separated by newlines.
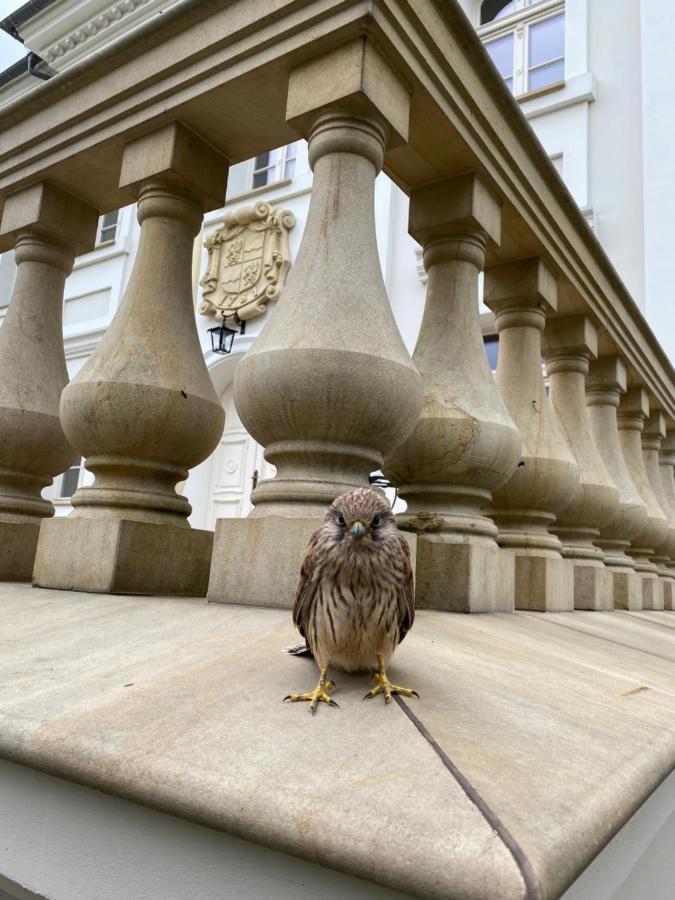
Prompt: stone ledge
<box><xmin>0</xmin><ymin>583</ymin><xmax>674</xmax><ymax>899</ymax></box>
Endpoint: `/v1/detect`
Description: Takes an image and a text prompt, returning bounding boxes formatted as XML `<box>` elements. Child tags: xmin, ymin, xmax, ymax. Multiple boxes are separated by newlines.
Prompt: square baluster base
<box><xmin>412</xmin><ymin>534</ymin><xmax>513</xmax><ymax>613</ymax></box>
<box><xmin>33</xmin><ymin>516</ymin><xmax>214</xmax><ymax>596</ymax></box>
<box><xmin>659</xmin><ymin>577</ymin><xmax>674</xmax><ymax>611</ymax></box>
<box><xmin>510</xmin><ymin>552</ymin><xmax>575</xmax><ymax>612</ymax></box>
<box><xmin>640</xmin><ymin>574</ymin><xmax>664</xmax><ymax>611</ymax></box>
<box><xmin>0</xmin><ymin>520</ymin><xmax>40</xmax><ymax>582</ymax></box>
<box><xmin>572</xmin><ymin>562</ymin><xmax>613</xmax><ymax>611</ymax></box>
<box><xmin>609</xmin><ymin>570</ymin><xmax>643</xmax><ymax>610</ymax></box>
<box><xmin>207</xmin><ymin>516</ymin><xmax>417</xmax><ymax>609</ymax></box>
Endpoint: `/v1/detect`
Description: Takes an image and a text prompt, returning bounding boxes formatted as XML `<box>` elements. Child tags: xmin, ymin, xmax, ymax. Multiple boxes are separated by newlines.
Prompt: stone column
<box><xmin>0</xmin><ymin>183</ymin><xmax>97</xmax><ymax>581</ymax></box>
<box><xmin>659</xmin><ymin>431</ymin><xmax>675</xmax><ymax>610</ymax></box>
<box><xmin>617</xmin><ymin>388</ymin><xmax>668</xmax><ymax>610</ymax></box>
<box><xmin>642</xmin><ymin>411</ymin><xmax>675</xmax><ymax>608</ymax></box>
<box><xmin>484</xmin><ymin>258</ymin><xmax>579</xmax><ymax>611</ymax></box>
<box><xmin>381</xmin><ymin>172</ymin><xmax>520</xmax><ymax>612</ymax></box>
<box><xmin>33</xmin><ymin>123</ymin><xmax>227</xmax><ymax>595</ymax></box>
<box><xmin>586</xmin><ymin>358</ymin><xmax>647</xmax><ymax>610</ymax></box>
<box><xmin>208</xmin><ymin>39</ymin><xmax>423</xmax><ymax>607</ymax></box>
<box><xmin>542</xmin><ymin>317</ymin><xmax>618</xmax><ymax>610</ymax></box>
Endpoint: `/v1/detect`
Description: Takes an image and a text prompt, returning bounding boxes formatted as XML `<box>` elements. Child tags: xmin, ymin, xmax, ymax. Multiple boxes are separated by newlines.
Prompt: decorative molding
<box><xmin>200</xmin><ymin>201</ymin><xmax>295</xmax><ymax>322</ymax></box>
<box><xmin>43</xmin><ymin>0</ymin><xmax>151</xmax><ymax>65</ymax></box>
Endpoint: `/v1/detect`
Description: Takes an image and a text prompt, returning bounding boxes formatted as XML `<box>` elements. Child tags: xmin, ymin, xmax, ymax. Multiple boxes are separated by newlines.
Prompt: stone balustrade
<box><xmin>0</xmin><ymin>1</ymin><xmax>672</xmax><ymax>612</ymax></box>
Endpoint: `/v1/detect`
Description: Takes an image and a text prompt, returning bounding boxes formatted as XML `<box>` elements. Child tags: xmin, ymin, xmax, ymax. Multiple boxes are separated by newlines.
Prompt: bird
<box><xmin>284</xmin><ymin>487</ymin><xmax>418</xmax><ymax>713</ymax></box>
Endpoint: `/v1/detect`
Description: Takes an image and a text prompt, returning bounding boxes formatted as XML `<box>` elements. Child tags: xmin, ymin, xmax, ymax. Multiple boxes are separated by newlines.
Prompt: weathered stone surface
<box><xmin>586</xmin><ymin>357</ymin><xmax>648</xmax><ymax>609</ymax></box>
<box><xmin>618</xmin><ymin>389</ymin><xmax>668</xmax><ymax>610</ymax></box>
<box><xmin>0</xmin><ymin>182</ymin><xmax>98</xmax><ymax>581</ymax></box>
<box><xmin>543</xmin><ymin>316</ymin><xmax>619</xmax><ymax>611</ymax></box>
<box><xmin>34</xmin><ymin>123</ymin><xmax>226</xmax><ymax>595</ymax></box>
<box><xmin>485</xmin><ymin>258</ymin><xmax>580</xmax><ymax>612</ymax></box>
<box><xmin>658</xmin><ymin>431</ymin><xmax>675</xmax><ymax>610</ymax></box>
<box><xmin>33</xmin><ymin>518</ymin><xmax>213</xmax><ymax>595</ymax></box>
<box><xmin>1</xmin><ymin>582</ymin><xmax>674</xmax><ymax>900</ymax></box>
<box><xmin>383</xmin><ymin>172</ymin><xmax>520</xmax><ymax>613</ymax></box>
<box><xmin>642</xmin><ymin>412</ymin><xmax>675</xmax><ymax>605</ymax></box>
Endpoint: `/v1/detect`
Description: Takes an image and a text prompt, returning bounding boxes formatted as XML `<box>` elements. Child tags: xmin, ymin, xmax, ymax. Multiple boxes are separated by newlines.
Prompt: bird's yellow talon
<box><xmin>284</xmin><ymin>667</ymin><xmax>339</xmax><ymax>713</ymax></box>
<box><xmin>364</xmin><ymin>656</ymin><xmax>418</xmax><ymax>705</ymax></box>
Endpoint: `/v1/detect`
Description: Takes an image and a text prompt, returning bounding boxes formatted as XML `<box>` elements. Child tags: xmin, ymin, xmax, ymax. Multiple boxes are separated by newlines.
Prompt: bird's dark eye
<box><xmin>372</xmin><ymin>515</ymin><xmax>381</xmax><ymax>527</ymax></box>
<box><xmin>337</xmin><ymin>514</ymin><xmax>346</xmax><ymax>526</ymax></box>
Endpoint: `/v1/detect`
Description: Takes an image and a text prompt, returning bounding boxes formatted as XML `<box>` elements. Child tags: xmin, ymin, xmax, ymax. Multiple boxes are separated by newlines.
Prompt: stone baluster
<box><xmin>0</xmin><ymin>183</ymin><xmax>97</xmax><ymax>581</ymax></box>
<box><xmin>208</xmin><ymin>39</ymin><xmax>424</xmax><ymax>607</ymax></box>
<box><xmin>484</xmin><ymin>258</ymin><xmax>579</xmax><ymax>611</ymax></box>
<box><xmin>542</xmin><ymin>316</ymin><xmax>619</xmax><ymax>610</ymax></box>
<box><xmin>659</xmin><ymin>431</ymin><xmax>675</xmax><ymax>610</ymax></box>
<box><xmin>381</xmin><ymin>172</ymin><xmax>521</xmax><ymax>612</ymax></box>
<box><xmin>617</xmin><ymin>388</ymin><xmax>668</xmax><ymax>609</ymax></box>
<box><xmin>585</xmin><ymin>358</ymin><xmax>647</xmax><ymax>609</ymax></box>
<box><xmin>642</xmin><ymin>411</ymin><xmax>675</xmax><ymax>608</ymax></box>
<box><xmin>33</xmin><ymin>123</ymin><xmax>228</xmax><ymax>595</ymax></box>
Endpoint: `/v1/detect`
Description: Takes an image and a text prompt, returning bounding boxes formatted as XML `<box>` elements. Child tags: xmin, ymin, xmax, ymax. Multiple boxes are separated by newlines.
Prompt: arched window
<box><xmin>479</xmin><ymin>1</ymin><xmax>565</xmax><ymax>96</ymax></box>
<box><xmin>480</xmin><ymin>1</ymin><xmax>517</xmax><ymax>25</ymax></box>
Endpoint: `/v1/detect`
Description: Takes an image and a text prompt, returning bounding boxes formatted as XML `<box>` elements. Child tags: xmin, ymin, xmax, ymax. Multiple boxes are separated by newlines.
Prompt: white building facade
<box><xmin>0</xmin><ymin>0</ymin><xmax>673</xmax><ymax>525</ymax></box>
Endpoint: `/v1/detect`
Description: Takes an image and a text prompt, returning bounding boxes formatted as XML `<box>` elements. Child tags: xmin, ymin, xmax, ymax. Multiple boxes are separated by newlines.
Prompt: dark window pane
<box><xmin>484</xmin><ymin>335</ymin><xmax>499</xmax><ymax>370</ymax></box>
<box><xmin>59</xmin><ymin>466</ymin><xmax>81</xmax><ymax>498</ymax></box>
<box><xmin>485</xmin><ymin>33</ymin><xmax>515</xmax><ymax>80</ymax></box>
<box><xmin>481</xmin><ymin>0</ymin><xmax>516</xmax><ymax>25</ymax></box>
<box><xmin>252</xmin><ymin>170</ymin><xmax>269</xmax><ymax>189</ymax></box>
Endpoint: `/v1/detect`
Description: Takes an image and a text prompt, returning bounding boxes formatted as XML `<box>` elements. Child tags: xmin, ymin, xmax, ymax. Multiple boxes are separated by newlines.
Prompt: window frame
<box><xmin>95</xmin><ymin>209</ymin><xmax>120</xmax><ymax>247</ymax></box>
<box><xmin>479</xmin><ymin>0</ymin><xmax>565</xmax><ymax>98</ymax></box>
<box><xmin>56</xmin><ymin>457</ymin><xmax>85</xmax><ymax>501</ymax></box>
<box><xmin>249</xmin><ymin>143</ymin><xmax>298</xmax><ymax>191</ymax></box>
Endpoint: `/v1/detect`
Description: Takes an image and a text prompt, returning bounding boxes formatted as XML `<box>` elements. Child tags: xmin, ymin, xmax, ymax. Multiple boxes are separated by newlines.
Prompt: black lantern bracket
<box><xmin>208</xmin><ymin>312</ymin><xmax>246</xmax><ymax>355</ymax></box>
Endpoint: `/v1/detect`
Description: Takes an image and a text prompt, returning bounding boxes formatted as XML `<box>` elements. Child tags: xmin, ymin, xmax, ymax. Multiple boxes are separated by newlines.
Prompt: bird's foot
<box><xmin>364</xmin><ymin>659</ymin><xmax>419</xmax><ymax>705</ymax></box>
<box><xmin>283</xmin><ymin>670</ymin><xmax>339</xmax><ymax>714</ymax></box>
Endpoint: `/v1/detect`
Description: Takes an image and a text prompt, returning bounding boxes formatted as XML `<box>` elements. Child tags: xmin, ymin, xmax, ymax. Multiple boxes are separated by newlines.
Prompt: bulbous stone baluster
<box><xmin>33</xmin><ymin>123</ymin><xmax>227</xmax><ymax>595</ymax></box>
<box><xmin>586</xmin><ymin>358</ymin><xmax>647</xmax><ymax>609</ymax></box>
<box><xmin>382</xmin><ymin>172</ymin><xmax>521</xmax><ymax>612</ymax></box>
<box><xmin>208</xmin><ymin>39</ymin><xmax>423</xmax><ymax>607</ymax></box>
<box><xmin>0</xmin><ymin>183</ymin><xmax>97</xmax><ymax>581</ymax></box>
<box><xmin>484</xmin><ymin>258</ymin><xmax>579</xmax><ymax>612</ymax></box>
<box><xmin>617</xmin><ymin>388</ymin><xmax>668</xmax><ymax>610</ymax></box>
<box><xmin>642</xmin><ymin>412</ymin><xmax>675</xmax><ymax>607</ymax></box>
<box><xmin>542</xmin><ymin>316</ymin><xmax>619</xmax><ymax>610</ymax></box>
<box><xmin>659</xmin><ymin>431</ymin><xmax>675</xmax><ymax>610</ymax></box>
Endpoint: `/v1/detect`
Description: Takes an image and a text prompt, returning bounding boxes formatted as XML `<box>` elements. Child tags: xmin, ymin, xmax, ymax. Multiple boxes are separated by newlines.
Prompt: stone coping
<box><xmin>0</xmin><ymin>582</ymin><xmax>673</xmax><ymax>899</ymax></box>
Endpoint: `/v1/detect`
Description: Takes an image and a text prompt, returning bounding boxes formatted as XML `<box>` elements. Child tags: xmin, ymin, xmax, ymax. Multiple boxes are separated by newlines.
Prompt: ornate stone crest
<box><xmin>199</xmin><ymin>201</ymin><xmax>295</xmax><ymax>321</ymax></box>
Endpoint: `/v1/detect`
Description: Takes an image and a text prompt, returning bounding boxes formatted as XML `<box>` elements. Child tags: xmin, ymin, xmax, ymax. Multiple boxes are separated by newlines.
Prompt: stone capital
<box><xmin>286</xmin><ymin>38</ymin><xmax>410</xmax><ymax>146</ymax></box>
<box><xmin>643</xmin><ymin>411</ymin><xmax>666</xmax><ymax>442</ymax></box>
<box><xmin>408</xmin><ymin>171</ymin><xmax>501</xmax><ymax>247</ymax></box>
<box><xmin>0</xmin><ymin>181</ymin><xmax>98</xmax><ymax>256</ymax></box>
<box><xmin>586</xmin><ymin>356</ymin><xmax>628</xmax><ymax>398</ymax></box>
<box><xmin>542</xmin><ymin>314</ymin><xmax>598</xmax><ymax>360</ymax></box>
<box><xmin>619</xmin><ymin>386</ymin><xmax>649</xmax><ymax>422</ymax></box>
<box><xmin>484</xmin><ymin>257</ymin><xmax>557</xmax><ymax>330</ymax></box>
<box><xmin>119</xmin><ymin>121</ymin><xmax>229</xmax><ymax>211</ymax></box>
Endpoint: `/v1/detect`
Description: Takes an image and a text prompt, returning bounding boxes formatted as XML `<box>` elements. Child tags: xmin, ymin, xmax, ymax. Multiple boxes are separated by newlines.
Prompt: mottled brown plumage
<box><xmin>284</xmin><ymin>487</ymin><xmax>417</xmax><ymax>712</ymax></box>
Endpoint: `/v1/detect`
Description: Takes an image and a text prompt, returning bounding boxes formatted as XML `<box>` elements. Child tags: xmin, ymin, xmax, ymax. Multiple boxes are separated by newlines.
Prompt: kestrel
<box><xmin>284</xmin><ymin>487</ymin><xmax>417</xmax><ymax>713</ymax></box>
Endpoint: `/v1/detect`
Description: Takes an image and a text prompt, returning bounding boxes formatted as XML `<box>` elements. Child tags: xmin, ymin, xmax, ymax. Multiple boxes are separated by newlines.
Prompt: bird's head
<box><xmin>326</xmin><ymin>487</ymin><xmax>397</xmax><ymax>548</ymax></box>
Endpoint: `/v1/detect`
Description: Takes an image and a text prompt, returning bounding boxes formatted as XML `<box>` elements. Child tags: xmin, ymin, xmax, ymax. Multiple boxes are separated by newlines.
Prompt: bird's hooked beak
<box><xmin>349</xmin><ymin>520</ymin><xmax>367</xmax><ymax>539</ymax></box>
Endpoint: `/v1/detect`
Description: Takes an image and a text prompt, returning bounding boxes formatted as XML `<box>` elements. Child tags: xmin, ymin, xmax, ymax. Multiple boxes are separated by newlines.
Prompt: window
<box><xmin>251</xmin><ymin>143</ymin><xmax>298</xmax><ymax>189</ymax></box>
<box><xmin>58</xmin><ymin>458</ymin><xmax>84</xmax><ymax>499</ymax></box>
<box><xmin>480</xmin><ymin>2</ymin><xmax>565</xmax><ymax>96</ymax></box>
<box><xmin>483</xmin><ymin>334</ymin><xmax>499</xmax><ymax>370</ymax></box>
<box><xmin>96</xmin><ymin>210</ymin><xmax>119</xmax><ymax>246</ymax></box>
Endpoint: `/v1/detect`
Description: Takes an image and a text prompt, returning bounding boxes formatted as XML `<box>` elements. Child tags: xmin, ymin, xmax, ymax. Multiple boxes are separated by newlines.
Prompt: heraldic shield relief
<box><xmin>200</xmin><ymin>201</ymin><xmax>295</xmax><ymax>322</ymax></box>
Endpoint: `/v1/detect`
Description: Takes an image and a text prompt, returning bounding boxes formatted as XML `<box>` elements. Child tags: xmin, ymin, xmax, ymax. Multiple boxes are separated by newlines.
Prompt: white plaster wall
<box><xmin>640</xmin><ymin>0</ymin><xmax>675</xmax><ymax>365</ymax></box>
<box><xmin>588</xmin><ymin>0</ymin><xmax>646</xmax><ymax>310</ymax></box>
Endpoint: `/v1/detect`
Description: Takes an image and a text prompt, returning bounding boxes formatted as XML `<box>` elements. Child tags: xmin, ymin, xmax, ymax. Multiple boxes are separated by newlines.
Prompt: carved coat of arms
<box><xmin>200</xmin><ymin>201</ymin><xmax>295</xmax><ymax>322</ymax></box>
